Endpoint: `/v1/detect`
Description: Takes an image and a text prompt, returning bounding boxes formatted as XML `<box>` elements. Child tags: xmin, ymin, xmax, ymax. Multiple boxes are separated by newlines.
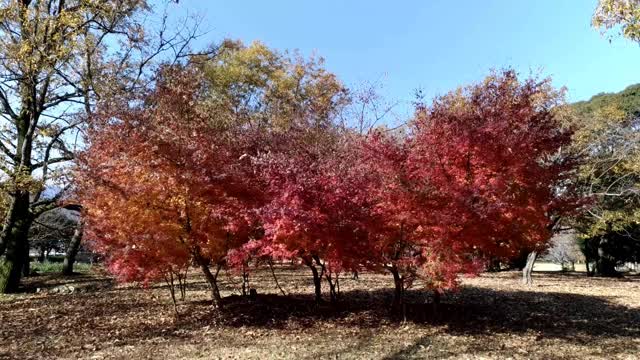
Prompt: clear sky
<box><xmin>166</xmin><ymin>0</ymin><xmax>640</xmax><ymax>113</ymax></box>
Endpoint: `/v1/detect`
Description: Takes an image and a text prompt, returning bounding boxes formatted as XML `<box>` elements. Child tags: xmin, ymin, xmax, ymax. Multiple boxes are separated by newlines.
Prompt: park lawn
<box><xmin>0</xmin><ymin>267</ymin><xmax>638</xmax><ymax>360</ymax></box>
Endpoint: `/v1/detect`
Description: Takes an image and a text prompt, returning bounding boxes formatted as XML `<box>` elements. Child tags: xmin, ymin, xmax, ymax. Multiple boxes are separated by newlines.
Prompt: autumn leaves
<box><xmin>77</xmin><ymin>42</ymin><xmax>574</xmax><ymax>307</ymax></box>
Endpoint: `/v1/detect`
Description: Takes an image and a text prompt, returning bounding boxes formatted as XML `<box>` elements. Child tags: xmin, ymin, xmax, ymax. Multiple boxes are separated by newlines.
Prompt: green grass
<box><xmin>30</xmin><ymin>261</ymin><xmax>93</xmax><ymax>274</ymax></box>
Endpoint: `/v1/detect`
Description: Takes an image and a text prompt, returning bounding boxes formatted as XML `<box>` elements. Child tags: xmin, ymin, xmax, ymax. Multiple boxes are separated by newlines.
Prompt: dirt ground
<box><xmin>0</xmin><ymin>266</ymin><xmax>639</xmax><ymax>360</ymax></box>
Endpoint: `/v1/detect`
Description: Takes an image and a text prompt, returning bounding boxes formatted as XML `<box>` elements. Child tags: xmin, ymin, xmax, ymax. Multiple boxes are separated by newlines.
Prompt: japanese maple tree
<box><xmin>232</xmin><ymin>128</ymin><xmax>376</xmax><ymax>303</ymax></box>
<box><xmin>361</xmin><ymin>70</ymin><xmax>574</xmax><ymax>306</ymax></box>
<box><xmin>77</xmin><ymin>66</ymin><xmax>261</xmax><ymax>308</ymax></box>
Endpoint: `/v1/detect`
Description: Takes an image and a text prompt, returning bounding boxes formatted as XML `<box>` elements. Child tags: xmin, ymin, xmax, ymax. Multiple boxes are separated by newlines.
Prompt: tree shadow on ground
<box><xmin>16</xmin><ymin>272</ymin><xmax>116</xmax><ymax>293</ymax></box>
<box><xmin>172</xmin><ymin>284</ymin><xmax>640</xmax><ymax>341</ymax></box>
<box><xmin>2</xmin><ymin>272</ymin><xmax>638</xmax><ymax>359</ymax></box>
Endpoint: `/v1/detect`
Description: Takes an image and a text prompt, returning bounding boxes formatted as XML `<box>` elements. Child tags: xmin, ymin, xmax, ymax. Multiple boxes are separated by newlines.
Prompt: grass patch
<box><xmin>30</xmin><ymin>261</ymin><xmax>93</xmax><ymax>274</ymax></box>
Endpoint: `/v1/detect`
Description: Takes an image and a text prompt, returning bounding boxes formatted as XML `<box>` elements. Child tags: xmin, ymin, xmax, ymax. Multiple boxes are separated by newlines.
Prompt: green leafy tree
<box><xmin>570</xmin><ymin>85</ymin><xmax>640</xmax><ymax>275</ymax></box>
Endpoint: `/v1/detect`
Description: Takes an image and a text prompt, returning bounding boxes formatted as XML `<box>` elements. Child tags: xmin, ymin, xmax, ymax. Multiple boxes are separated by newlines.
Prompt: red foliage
<box><xmin>361</xmin><ymin>70</ymin><xmax>574</xmax><ymax>291</ymax></box>
<box><xmin>234</xmin><ymin>131</ymin><xmax>377</xmax><ymax>276</ymax></box>
<box><xmin>78</xmin><ymin>66</ymin><xmax>575</xmax><ymax>304</ymax></box>
<box><xmin>77</xmin><ymin>67</ymin><xmax>261</xmax><ymax>290</ymax></box>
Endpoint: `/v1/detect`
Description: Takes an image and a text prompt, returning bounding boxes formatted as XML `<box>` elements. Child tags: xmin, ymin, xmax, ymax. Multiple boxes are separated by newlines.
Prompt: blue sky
<box><xmin>165</xmin><ymin>0</ymin><xmax>640</xmax><ymax>113</ymax></box>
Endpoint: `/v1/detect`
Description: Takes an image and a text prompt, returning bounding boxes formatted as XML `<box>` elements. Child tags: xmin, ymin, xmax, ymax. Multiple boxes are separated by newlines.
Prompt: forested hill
<box><xmin>573</xmin><ymin>83</ymin><xmax>640</xmax><ymax>116</ymax></box>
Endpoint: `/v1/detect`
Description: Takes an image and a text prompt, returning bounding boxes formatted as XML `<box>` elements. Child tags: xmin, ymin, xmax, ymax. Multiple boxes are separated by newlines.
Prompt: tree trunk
<box><xmin>62</xmin><ymin>222</ymin><xmax>83</xmax><ymax>275</ymax></box>
<box><xmin>432</xmin><ymin>290</ymin><xmax>441</xmax><ymax>315</ymax></box>
<box><xmin>241</xmin><ymin>266</ymin><xmax>249</xmax><ymax>297</ymax></box>
<box><xmin>268</xmin><ymin>260</ymin><xmax>286</xmax><ymax>296</ymax></box>
<box><xmin>199</xmin><ymin>261</ymin><xmax>222</xmax><ymax>308</ymax></box>
<box><xmin>0</xmin><ymin>193</ymin><xmax>33</xmax><ymax>293</ymax></box>
<box><xmin>584</xmin><ymin>254</ymin><xmax>594</xmax><ymax>277</ymax></box>
<box><xmin>37</xmin><ymin>248</ymin><xmax>45</xmax><ymax>263</ymax></box>
<box><xmin>486</xmin><ymin>257</ymin><xmax>502</xmax><ymax>272</ymax></box>
<box><xmin>22</xmin><ymin>246</ymin><xmax>30</xmax><ymax>277</ymax></box>
<box><xmin>325</xmin><ymin>273</ymin><xmax>339</xmax><ymax>304</ymax></box>
<box><xmin>389</xmin><ymin>266</ymin><xmax>404</xmax><ymax>310</ymax></box>
<box><xmin>585</xmin><ymin>260</ymin><xmax>590</xmax><ymax>276</ymax></box>
<box><xmin>595</xmin><ymin>238</ymin><xmax>620</xmax><ymax>277</ymax></box>
<box><xmin>522</xmin><ymin>251</ymin><xmax>537</xmax><ymax>285</ymax></box>
<box><xmin>308</xmin><ymin>262</ymin><xmax>322</xmax><ymax>303</ymax></box>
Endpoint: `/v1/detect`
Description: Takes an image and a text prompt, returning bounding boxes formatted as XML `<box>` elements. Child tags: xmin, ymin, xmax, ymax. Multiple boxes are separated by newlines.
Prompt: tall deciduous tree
<box><xmin>253</xmin><ymin>131</ymin><xmax>375</xmax><ymax>302</ymax></box>
<box><xmin>364</xmin><ymin>70</ymin><xmax>575</xmax><ymax>302</ymax></box>
<box><xmin>0</xmin><ymin>0</ymin><xmax>199</xmax><ymax>293</ymax></box>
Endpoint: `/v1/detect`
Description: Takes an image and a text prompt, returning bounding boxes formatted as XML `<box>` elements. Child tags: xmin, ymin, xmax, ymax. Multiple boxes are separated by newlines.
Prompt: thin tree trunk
<box><xmin>62</xmin><ymin>222</ymin><xmax>83</xmax><ymax>275</ymax></box>
<box><xmin>388</xmin><ymin>266</ymin><xmax>404</xmax><ymax>312</ymax></box>
<box><xmin>304</xmin><ymin>257</ymin><xmax>323</xmax><ymax>303</ymax></box>
<box><xmin>22</xmin><ymin>246</ymin><xmax>30</xmax><ymax>277</ymax></box>
<box><xmin>324</xmin><ymin>272</ymin><xmax>338</xmax><ymax>304</ymax></box>
<box><xmin>585</xmin><ymin>258</ymin><xmax>591</xmax><ymax>276</ymax></box>
<box><xmin>199</xmin><ymin>261</ymin><xmax>223</xmax><ymax>308</ymax></box>
<box><xmin>522</xmin><ymin>251</ymin><xmax>537</xmax><ymax>285</ymax></box>
<box><xmin>177</xmin><ymin>268</ymin><xmax>188</xmax><ymax>301</ymax></box>
<box><xmin>165</xmin><ymin>272</ymin><xmax>178</xmax><ymax>315</ymax></box>
<box><xmin>268</xmin><ymin>260</ymin><xmax>286</xmax><ymax>296</ymax></box>
<box><xmin>432</xmin><ymin>290</ymin><xmax>441</xmax><ymax>315</ymax></box>
<box><xmin>310</xmin><ymin>264</ymin><xmax>322</xmax><ymax>303</ymax></box>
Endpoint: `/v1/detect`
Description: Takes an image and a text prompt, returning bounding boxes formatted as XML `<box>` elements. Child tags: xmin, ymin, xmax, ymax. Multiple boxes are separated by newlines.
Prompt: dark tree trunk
<box><xmin>588</xmin><ymin>236</ymin><xmax>620</xmax><ymax>277</ymax></box>
<box><xmin>0</xmin><ymin>192</ymin><xmax>33</xmax><ymax>293</ymax></box>
<box><xmin>308</xmin><ymin>262</ymin><xmax>322</xmax><ymax>303</ymax></box>
<box><xmin>241</xmin><ymin>265</ymin><xmax>249</xmax><ymax>297</ymax></box>
<box><xmin>62</xmin><ymin>222</ymin><xmax>83</xmax><ymax>275</ymax></box>
<box><xmin>0</xmin><ymin>223</ymin><xmax>32</xmax><ymax>293</ymax></box>
<box><xmin>595</xmin><ymin>241</ymin><xmax>619</xmax><ymax>277</ymax></box>
<box><xmin>585</xmin><ymin>258</ymin><xmax>592</xmax><ymax>276</ymax></box>
<box><xmin>37</xmin><ymin>248</ymin><xmax>45</xmax><ymax>263</ymax></box>
<box><xmin>325</xmin><ymin>273</ymin><xmax>339</xmax><ymax>304</ymax></box>
<box><xmin>22</xmin><ymin>246</ymin><xmax>30</xmax><ymax>277</ymax></box>
<box><xmin>389</xmin><ymin>266</ymin><xmax>404</xmax><ymax>310</ymax></box>
<box><xmin>432</xmin><ymin>290</ymin><xmax>441</xmax><ymax>315</ymax></box>
<box><xmin>199</xmin><ymin>261</ymin><xmax>222</xmax><ymax>308</ymax></box>
<box><xmin>486</xmin><ymin>257</ymin><xmax>502</xmax><ymax>272</ymax></box>
<box><xmin>522</xmin><ymin>251</ymin><xmax>537</xmax><ymax>285</ymax></box>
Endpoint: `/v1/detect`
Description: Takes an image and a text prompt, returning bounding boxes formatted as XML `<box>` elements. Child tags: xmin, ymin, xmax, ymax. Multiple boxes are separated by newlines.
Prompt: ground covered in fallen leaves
<box><xmin>1</xmin><ymin>266</ymin><xmax>639</xmax><ymax>359</ymax></box>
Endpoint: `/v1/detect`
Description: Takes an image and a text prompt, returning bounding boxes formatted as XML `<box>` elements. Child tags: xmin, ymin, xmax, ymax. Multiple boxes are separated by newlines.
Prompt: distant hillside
<box><xmin>573</xmin><ymin>83</ymin><xmax>640</xmax><ymax>117</ymax></box>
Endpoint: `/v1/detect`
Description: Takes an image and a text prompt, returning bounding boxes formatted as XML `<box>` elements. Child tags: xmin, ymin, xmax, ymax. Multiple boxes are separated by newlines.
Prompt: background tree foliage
<box><xmin>570</xmin><ymin>84</ymin><xmax>640</xmax><ymax>275</ymax></box>
<box><xmin>593</xmin><ymin>0</ymin><xmax>640</xmax><ymax>42</ymax></box>
<box><xmin>29</xmin><ymin>207</ymin><xmax>78</xmax><ymax>262</ymax></box>
<box><xmin>196</xmin><ymin>39</ymin><xmax>350</xmax><ymax>132</ymax></box>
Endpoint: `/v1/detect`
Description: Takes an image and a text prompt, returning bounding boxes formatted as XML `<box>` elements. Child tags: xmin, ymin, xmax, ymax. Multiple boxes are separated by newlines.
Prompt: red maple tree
<box><xmin>77</xmin><ymin>67</ymin><xmax>261</xmax><ymax>307</ymax></box>
<box><xmin>361</xmin><ymin>70</ymin><xmax>574</xmax><ymax>306</ymax></box>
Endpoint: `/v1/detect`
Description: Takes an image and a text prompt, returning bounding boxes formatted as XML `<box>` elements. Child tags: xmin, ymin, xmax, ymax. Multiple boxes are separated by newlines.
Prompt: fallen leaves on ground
<box><xmin>0</xmin><ymin>267</ymin><xmax>638</xmax><ymax>359</ymax></box>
